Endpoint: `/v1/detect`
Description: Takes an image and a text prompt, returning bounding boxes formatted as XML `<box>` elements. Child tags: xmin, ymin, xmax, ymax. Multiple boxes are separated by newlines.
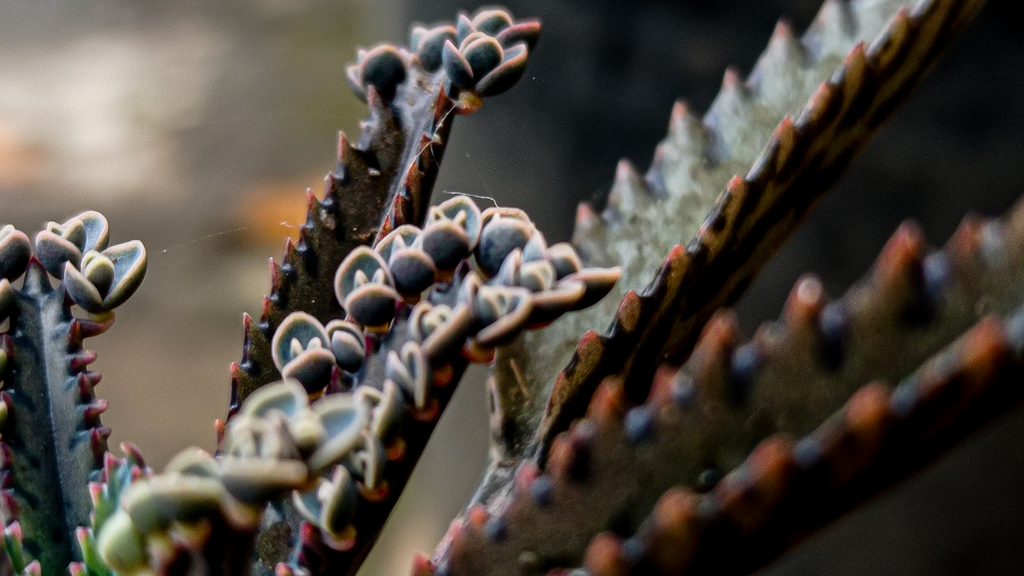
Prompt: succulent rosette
<box><xmin>34</xmin><ymin>211</ymin><xmax>110</xmax><ymax>278</ymax></box>
<box><xmin>272</xmin><ymin>312</ymin><xmax>368</xmax><ymax>393</ymax></box>
<box><xmin>334</xmin><ymin>246</ymin><xmax>401</xmax><ymax>330</ymax></box>
<box><xmin>62</xmin><ymin>241</ymin><xmax>148</xmax><ymax>314</ymax></box>
<box><xmin>440</xmin><ymin>8</ymin><xmax>539</xmax><ymax>96</ymax></box>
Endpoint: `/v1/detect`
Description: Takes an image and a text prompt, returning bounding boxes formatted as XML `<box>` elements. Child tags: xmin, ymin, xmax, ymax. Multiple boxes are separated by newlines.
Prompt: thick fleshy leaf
<box><xmin>325</xmin><ymin>319</ymin><xmax>367</xmax><ymax>372</ymax></box>
<box><xmin>413</xmin><ymin>25</ymin><xmax>458</xmax><ymax>72</ymax></box>
<box><xmin>81</xmin><ymin>251</ymin><xmax>115</xmax><ymax>296</ymax></box>
<box><xmin>0</xmin><ymin>225</ymin><xmax>31</xmax><ymax>281</ymax></box>
<box><xmin>357</xmin><ymin>45</ymin><xmax>407</xmax><ymax>100</ymax></box>
<box><xmin>419</xmin><ymin>220</ymin><xmax>471</xmax><ymax>272</ymax></box>
<box><xmin>271</xmin><ymin>312</ymin><xmax>330</xmax><ymax>372</ymax></box>
<box><xmin>220</xmin><ymin>457</ymin><xmax>308</xmax><ymax>503</ymax></box>
<box><xmin>309</xmin><ymin>395</ymin><xmax>370</xmax><ymax>472</ymax></box>
<box><xmin>495</xmin><ymin>20</ymin><xmax>542</xmax><ymax>50</ymax></box>
<box><xmin>471</xmin><ymin>9</ymin><xmax>514</xmax><ymax>35</ymax></box>
<box><xmin>386</xmin><ymin>341</ymin><xmax>430</xmax><ymax>409</ymax></box>
<box><xmin>102</xmin><ymin>240</ymin><xmax>147</xmax><ymax>309</ymax></box>
<box><xmin>63</xmin><ymin>260</ymin><xmax>105</xmax><ymax>314</ymax></box>
<box><xmin>33</xmin><ymin>212</ymin><xmax>109</xmax><ymax>278</ymax></box>
<box><xmin>442</xmin><ymin>38</ymin><xmax>475</xmax><ymax>89</ymax></box>
<box><xmin>530</xmin><ymin>280</ymin><xmax>587</xmax><ymax>324</ymax></box>
<box><xmin>345</xmin><ymin>431</ymin><xmax>387</xmax><ymax>489</ymax></box>
<box><xmin>460</xmin><ymin>34</ymin><xmax>504</xmax><ymax>81</ymax></box>
<box><xmin>358</xmin><ymin>380</ymin><xmax>406</xmax><ymax>444</ymax></box>
<box><xmin>388</xmin><ymin>248</ymin><xmax>438</xmax><ymax>297</ymax></box>
<box><xmin>455</xmin><ymin>13</ymin><xmax>475</xmax><ymax>44</ymax></box>
<box><xmin>476</xmin><ymin>212</ymin><xmax>534</xmax><ymax>277</ymax></box>
<box><xmin>375</xmin><ymin>225</ymin><xmax>421</xmax><ymax>263</ymax></box>
<box><xmin>408</xmin><ymin>301</ymin><xmax>453</xmax><ymax>342</ymax></box>
<box><xmin>63</xmin><ymin>241</ymin><xmax>147</xmax><ymax>313</ymax></box>
<box><xmin>431</xmin><ymin>195</ymin><xmax>483</xmax><ymax>247</ymax></box>
<box><xmin>475</xmin><ymin>43</ymin><xmax>529</xmax><ymax>97</ymax></box>
<box><xmin>77</xmin><ymin>211</ymin><xmax>111</xmax><ymax>253</ymax></box>
<box><xmin>95</xmin><ymin>512</ymin><xmax>148</xmax><ymax>574</ymax></box>
<box><xmin>282</xmin><ymin>346</ymin><xmax>337</xmax><ymax>394</ymax></box>
<box><xmin>334</xmin><ymin>247</ymin><xmax>400</xmax><ymax>328</ymax></box>
<box><xmin>35</xmin><ymin>228</ymin><xmax>82</xmax><ymax>278</ymax></box>
<box><xmin>240</xmin><ymin>380</ymin><xmax>310</xmax><ymax>420</ymax></box>
<box><xmin>475</xmin><ymin>286</ymin><xmax>534</xmax><ymax>347</ymax></box>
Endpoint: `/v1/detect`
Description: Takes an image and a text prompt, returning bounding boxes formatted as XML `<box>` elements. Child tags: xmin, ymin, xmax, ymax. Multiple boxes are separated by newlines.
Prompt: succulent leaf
<box><xmin>0</xmin><ymin>225</ymin><xmax>31</xmax><ymax>281</ymax></box>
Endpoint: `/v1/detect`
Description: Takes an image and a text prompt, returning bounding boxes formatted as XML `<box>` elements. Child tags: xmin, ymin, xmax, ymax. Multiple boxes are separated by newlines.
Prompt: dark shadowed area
<box><xmin>1</xmin><ymin>0</ymin><xmax>1021</xmax><ymax>574</ymax></box>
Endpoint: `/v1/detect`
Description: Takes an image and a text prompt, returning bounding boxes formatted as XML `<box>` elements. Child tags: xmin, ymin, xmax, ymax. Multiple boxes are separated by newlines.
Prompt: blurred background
<box><xmin>1</xmin><ymin>0</ymin><xmax>1022</xmax><ymax>574</ymax></box>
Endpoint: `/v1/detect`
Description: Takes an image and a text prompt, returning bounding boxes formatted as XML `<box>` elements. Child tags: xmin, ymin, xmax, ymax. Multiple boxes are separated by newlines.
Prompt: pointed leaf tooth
<box><xmin>22</xmin><ymin>256</ymin><xmax>55</xmax><ymax>294</ymax></box>
<box><xmin>67</xmin><ymin>319</ymin><xmax>87</xmax><ymax>350</ymax></box>
<box><xmin>572</xmin><ymin>201</ymin><xmax>604</xmax><ymax>243</ymax></box>
<box><xmin>715</xmin><ymin>436</ymin><xmax>795</xmax><ymax>535</ymax></box>
<box><xmin>102</xmin><ymin>451</ymin><xmax>119</xmax><ymax>479</ymax></box>
<box><xmin>69</xmin><ymin>349</ymin><xmax>99</xmax><ymax>371</ymax></box>
<box><xmin>697</xmin><ymin>176</ymin><xmax>745</xmax><ymax>241</ymax></box>
<box><xmin>84</xmin><ymin>398</ymin><xmax>109</xmax><ymax>423</ymax></box>
<box><xmin>865</xmin><ymin>7</ymin><xmax>914</xmax><ymax>75</ymax></box>
<box><xmin>945</xmin><ymin>214</ymin><xmax>984</xmax><ymax>262</ymax></box>
<box><xmin>729</xmin><ymin>340</ymin><xmax>765</xmax><ymax>405</ymax></box>
<box><xmin>121</xmin><ymin>442</ymin><xmax>147</xmax><ymax>470</ymax></box>
<box><xmin>411</xmin><ymin>554</ymin><xmax>437</xmax><ymax>576</ymax></box>
<box><xmin>585</xmin><ymin>378</ymin><xmax>626</xmax><ymax>426</ymax></box>
<box><xmin>546</xmin><ymin>429</ymin><xmax>586</xmax><ymax>483</ymax></box>
<box><xmin>431</xmin><ymin>83</ymin><xmax>452</xmax><ymax>125</ymax></box>
<box><xmin>747</xmin><ymin>115</ymin><xmax>799</xmax><ymax>184</ymax></box>
<box><xmin>230</xmin><ymin>361</ymin><xmax>247</xmax><ymax>386</ymax></box>
<box><xmin>802</xmin><ymin>0</ymin><xmax>857</xmax><ymax>59</ymax></box>
<box><xmin>72</xmin><ymin>314</ymin><xmax>116</xmax><ymax>339</ymax></box>
<box><xmin>753</xmin><ymin>18</ymin><xmax>806</xmax><ymax>79</ymax></box>
<box><xmin>90</xmin><ymin>426</ymin><xmax>112</xmax><ymax>458</ymax></box>
<box><xmin>76</xmin><ymin>372</ymin><xmax>94</xmax><ymax>402</ymax></box>
<box><xmin>603</xmin><ymin>159</ymin><xmax>651</xmax><ymax>220</ymax></box>
<box><xmin>748</xmin><ymin>19</ymin><xmax>807</xmax><ymax>100</ymax></box>
<box><xmin>665</xmin><ymin>99</ymin><xmax>707</xmax><ymax>158</ymax></box>
<box><xmin>872</xmin><ymin>221</ymin><xmax>927</xmax><ymax>305</ymax></box>
<box><xmin>801</xmin><ymin>382</ymin><xmax>891</xmax><ymax>486</ymax></box>
<box><xmin>283</xmin><ymin>238</ymin><xmax>298</xmax><ymax>271</ymax></box>
<box><xmin>304</xmin><ymin>187</ymin><xmax>321</xmax><ymax>226</ymax></box>
<box><xmin>827</xmin><ymin>40</ymin><xmax>870</xmax><ymax>115</ymax></box>
<box><xmin>703</xmin><ymin>66</ymin><xmax>753</xmax><ymax>163</ymax></box>
<box><xmin>269</xmin><ymin>256</ymin><xmax>284</xmax><ymax>296</ymax></box>
<box><xmin>584</xmin><ymin>532</ymin><xmax>629</xmax><ymax>576</ymax></box>
<box><xmin>643</xmin><ymin>487</ymin><xmax>703</xmax><ymax>573</ymax></box>
<box><xmin>689</xmin><ymin>312</ymin><xmax>740</xmax><ymax>389</ymax></box>
<box><xmin>783</xmin><ymin>274</ymin><xmax>827</xmax><ymax>329</ymax></box>
<box><xmin>795</xmin><ymin>79</ymin><xmax>842</xmax><ymax>131</ymax></box>
<box><xmin>611</xmin><ymin>289</ymin><xmax>643</xmax><ymax>335</ymax></box>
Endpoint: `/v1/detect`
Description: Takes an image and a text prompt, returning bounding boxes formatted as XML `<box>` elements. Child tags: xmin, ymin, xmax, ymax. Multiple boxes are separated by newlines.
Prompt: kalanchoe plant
<box><xmin>1</xmin><ymin>1</ymin><xmax>1021</xmax><ymax>575</ymax></box>
<box><xmin>0</xmin><ymin>212</ymin><xmax>147</xmax><ymax>575</ymax></box>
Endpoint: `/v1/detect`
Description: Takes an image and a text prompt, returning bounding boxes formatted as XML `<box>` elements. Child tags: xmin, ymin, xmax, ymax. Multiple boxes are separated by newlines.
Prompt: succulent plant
<box><xmin>1</xmin><ymin>1</ymin><xmax>1022</xmax><ymax>575</ymax></box>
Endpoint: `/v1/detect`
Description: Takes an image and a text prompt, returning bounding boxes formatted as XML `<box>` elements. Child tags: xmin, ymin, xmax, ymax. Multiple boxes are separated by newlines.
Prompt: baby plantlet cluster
<box><xmin>0</xmin><ymin>212</ymin><xmax>146</xmax><ymax>575</ymax></box>
<box><xmin>1</xmin><ymin>1</ymin><xmax>1020</xmax><ymax>575</ymax></box>
<box><xmin>88</xmin><ymin>191</ymin><xmax>618</xmax><ymax>575</ymax></box>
